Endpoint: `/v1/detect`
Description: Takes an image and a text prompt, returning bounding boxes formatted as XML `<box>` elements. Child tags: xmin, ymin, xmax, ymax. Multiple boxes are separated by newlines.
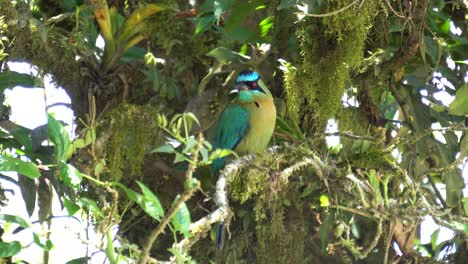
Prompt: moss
<box><xmin>222</xmin><ymin>145</ymin><xmax>317</xmax><ymax>264</ymax></box>
<box><xmin>105</xmin><ymin>103</ymin><xmax>160</xmax><ymax>181</ymax></box>
<box><xmin>284</xmin><ymin>0</ymin><xmax>381</xmax><ymax>134</ymax></box>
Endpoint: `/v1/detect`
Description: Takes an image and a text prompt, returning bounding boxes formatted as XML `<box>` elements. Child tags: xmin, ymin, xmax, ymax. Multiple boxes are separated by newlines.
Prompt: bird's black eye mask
<box><xmin>243</xmin><ymin>81</ymin><xmax>266</xmax><ymax>93</ymax></box>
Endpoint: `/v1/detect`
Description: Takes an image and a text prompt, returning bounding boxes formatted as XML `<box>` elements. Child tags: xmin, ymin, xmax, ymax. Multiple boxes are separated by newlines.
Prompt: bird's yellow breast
<box><xmin>234</xmin><ymin>98</ymin><xmax>276</xmax><ymax>155</ymax></box>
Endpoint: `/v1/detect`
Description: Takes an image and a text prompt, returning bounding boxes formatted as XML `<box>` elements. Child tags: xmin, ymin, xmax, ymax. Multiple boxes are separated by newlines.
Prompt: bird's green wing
<box><xmin>211</xmin><ymin>104</ymin><xmax>249</xmax><ymax>173</ymax></box>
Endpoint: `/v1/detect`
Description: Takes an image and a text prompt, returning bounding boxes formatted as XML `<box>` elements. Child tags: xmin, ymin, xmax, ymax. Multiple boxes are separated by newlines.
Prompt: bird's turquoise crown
<box><xmin>236</xmin><ymin>70</ymin><xmax>260</xmax><ymax>83</ymax></box>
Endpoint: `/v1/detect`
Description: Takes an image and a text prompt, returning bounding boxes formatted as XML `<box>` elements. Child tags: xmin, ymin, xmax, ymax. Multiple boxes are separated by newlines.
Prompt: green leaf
<box><xmin>206</xmin><ymin>47</ymin><xmax>248</xmax><ymax>65</ymax></box>
<box><xmin>0</xmin><ymin>71</ymin><xmax>42</xmax><ymax>91</ymax></box>
<box><xmin>63</xmin><ymin>0</ymin><xmax>77</xmax><ymax>11</ymax></box>
<box><xmin>10</xmin><ymin>127</ymin><xmax>33</xmax><ymax>155</ymax></box>
<box><xmin>0</xmin><ymin>214</ymin><xmax>32</xmax><ymax>228</ymax></box>
<box><xmin>152</xmin><ymin>144</ymin><xmax>175</xmax><ymax>153</ymax></box>
<box><xmin>63</xmin><ymin>198</ymin><xmax>81</xmax><ymax>216</ymax></box>
<box><xmin>79</xmin><ymin>197</ymin><xmax>104</xmax><ymax>218</ymax></box>
<box><xmin>33</xmin><ymin>232</ymin><xmax>54</xmax><ymax>251</ymax></box>
<box><xmin>0</xmin><ymin>241</ymin><xmax>21</xmax><ymax>258</ymax></box>
<box><xmin>194</xmin><ymin>15</ymin><xmax>215</xmax><ymax>36</ymax></box>
<box><xmin>59</xmin><ymin>163</ymin><xmax>82</xmax><ymax>188</ymax></box>
<box><xmin>208</xmin><ymin>148</ymin><xmax>236</xmax><ymax>161</ymax></box>
<box><xmin>319</xmin><ymin>194</ymin><xmax>329</xmax><ymax>207</ymax></box>
<box><xmin>448</xmin><ymin>84</ymin><xmax>468</xmax><ymax>116</ymax></box>
<box><xmin>445</xmin><ymin>170</ymin><xmax>463</xmax><ymax>207</ymax></box>
<box><xmin>258</xmin><ymin>16</ymin><xmax>273</xmax><ymax>37</ymax></box>
<box><xmin>171</xmin><ymin>195</ymin><xmax>192</xmax><ymax>238</ymax></box>
<box><xmin>112</xmin><ymin>182</ymin><xmax>140</xmax><ymax>202</ymax></box>
<box><xmin>173</xmin><ymin>153</ymin><xmax>187</xmax><ymax>164</ymax></box>
<box><xmin>47</xmin><ymin>114</ymin><xmax>70</xmax><ymax>162</ymax></box>
<box><xmin>0</xmin><ymin>155</ymin><xmax>41</xmax><ymax>179</ymax></box>
<box><xmin>319</xmin><ymin>210</ymin><xmax>335</xmax><ymax>252</ymax></box>
<box><xmin>136</xmin><ymin>180</ymin><xmax>165</xmax><ymax>221</ymax></box>
<box><xmin>18</xmin><ymin>175</ymin><xmax>37</xmax><ymax>217</ymax></box>
<box><xmin>183</xmin><ymin>137</ymin><xmax>198</xmax><ymax>153</ymax></box>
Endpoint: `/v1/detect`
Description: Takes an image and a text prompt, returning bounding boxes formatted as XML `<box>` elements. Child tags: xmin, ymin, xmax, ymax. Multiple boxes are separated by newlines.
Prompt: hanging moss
<box><xmin>284</xmin><ymin>0</ymin><xmax>380</xmax><ymax>134</ymax></box>
<box><xmin>105</xmin><ymin>104</ymin><xmax>160</xmax><ymax>181</ymax></box>
<box><xmin>221</xmin><ymin>145</ymin><xmax>317</xmax><ymax>264</ymax></box>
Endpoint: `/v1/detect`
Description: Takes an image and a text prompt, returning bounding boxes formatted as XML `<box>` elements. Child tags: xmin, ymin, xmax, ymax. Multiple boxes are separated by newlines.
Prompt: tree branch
<box><xmin>137</xmin><ymin>134</ymin><xmax>203</xmax><ymax>264</ymax></box>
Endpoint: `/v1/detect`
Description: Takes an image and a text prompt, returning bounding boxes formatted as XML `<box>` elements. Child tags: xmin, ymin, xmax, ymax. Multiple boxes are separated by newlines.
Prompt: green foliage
<box><xmin>0</xmin><ymin>154</ymin><xmax>41</xmax><ymax>178</ymax></box>
<box><xmin>0</xmin><ymin>70</ymin><xmax>42</xmax><ymax>91</ymax></box>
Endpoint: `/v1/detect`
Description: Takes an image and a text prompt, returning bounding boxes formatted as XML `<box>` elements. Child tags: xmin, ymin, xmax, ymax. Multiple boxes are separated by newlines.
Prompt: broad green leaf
<box><xmin>47</xmin><ymin>114</ymin><xmax>70</xmax><ymax>162</ymax></box>
<box><xmin>170</xmin><ymin>196</ymin><xmax>192</xmax><ymax>238</ymax></box>
<box><xmin>18</xmin><ymin>175</ymin><xmax>36</xmax><ymax>216</ymax></box>
<box><xmin>194</xmin><ymin>15</ymin><xmax>215</xmax><ymax>36</ymax></box>
<box><xmin>10</xmin><ymin>127</ymin><xmax>33</xmax><ymax>155</ymax></box>
<box><xmin>152</xmin><ymin>144</ymin><xmax>175</xmax><ymax>154</ymax></box>
<box><xmin>0</xmin><ymin>155</ymin><xmax>41</xmax><ymax>179</ymax></box>
<box><xmin>136</xmin><ymin>180</ymin><xmax>165</xmax><ymax>220</ymax></box>
<box><xmin>63</xmin><ymin>198</ymin><xmax>80</xmax><ymax>216</ymax></box>
<box><xmin>0</xmin><ymin>71</ymin><xmax>42</xmax><ymax>91</ymax></box>
<box><xmin>173</xmin><ymin>153</ymin><xmax>187</xmax><ymax>164</ymax></box>
<box><xmin>0</xmin><ymin>214</ymin><xmax>31</xmax><ymax>228</ymax></box>
<box><xmin>59</xmin><ymin>163</ymin><xmax>82</xmax><ymax>188</ymax></box>
<box><xmin>448</xmin><ymin>84</ymin><xmax>468</xmax><ymax>116</ymax></box>
<box><xmin>183</xmin><ymin>137</ymin><xmax>198</xmax><ymax>153</ymax></box>
<box><xmin>79</xmin><ymin>197</ymin><xmax>104</xmax><ymax>218</ymax></box>
<box><xmin>112</xmin><ymin>182</ymin><xmax>141</xmax><ymax>202</ymax></box>
<box><xmin>208</xmin><ymin>148</ymin><xmax>237</xmax><ymax>161</ymax></box>
<box><xmin>0</xmin><ymin>241</ymin><xmax>21</xmax><ymax>258</ymax></box>
<box><xmin>206</xmin><ymin>47</ymin><xmax>248</xmax><ymax>65</ymax></box>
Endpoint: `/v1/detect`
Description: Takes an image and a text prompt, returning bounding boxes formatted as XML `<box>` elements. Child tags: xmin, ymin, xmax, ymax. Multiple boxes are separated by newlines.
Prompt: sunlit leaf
<box><xmin>59</xmin><ymin>163</ymin><xmax>82</xmax><ymax>188</ymax></box>
<box><xmin>448</xmin><ymin>84</ymin><xmax>468</xmax><ymax>116</ymax></box>
<box><xmin>0</xmin><ymin>214</ymin><xmax>31</xmax><ymax>228</ymax></box>
<box><xmin>47</xmin><ymin>113</ymin><xmax>70</xmax><ymax>162</ymax></box>
<box><xmin>136</xmin><ymin>180</ymin><xmax>165</xmax><ymax>221</ymax></box>
<box><xmin>0</xmin><ymin>241</ymin><xmax>21</xmax><ymax>258</ymax></box>
<box><xmin>194</xmin><ymin>15</ymin><xmax>215</xmax><ymax>36</ymax></box>
<box><xmin>171</xmin><ymin>195</ymin><xmax>192</xmax><ymax>238</ymax></box>
<box><xmin>319</xmin><ymin>194</ymin><xmax>329</xmax><ymax>207</ymax></box>
<box><xmin>152</xmin><ymin>144</ymin><xmax>175</xmax><ymax>154</ymax></box>
<box><xmin>79</xmin><ymin>197</ymin><xmax>104</xmax><ymax>218</ymax></box>
<box><xmin>0</xmin><ymin>155</ymin><xmax>41</xmax><ymax>179</ymax></box>
<box><xmin>206</xmin><ymin>47</ymin><xmax>248</xmax><ymax>65</ymax></box>
<box><xmin>63</xmin><ymin>198</ymin><xmax>80</xmax><ymax>216</ymax></box>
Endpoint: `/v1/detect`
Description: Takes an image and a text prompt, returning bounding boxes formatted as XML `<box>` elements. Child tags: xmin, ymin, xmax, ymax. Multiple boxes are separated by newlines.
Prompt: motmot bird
<box><xmin>211</xmin><ymin>70</ymin><xmax>276</xmax><ymax>173</ymax></box>
<box><xmin>211</xmin><ymin>70</ymin><xmax>276</xmax><ymax>250</ymax></box>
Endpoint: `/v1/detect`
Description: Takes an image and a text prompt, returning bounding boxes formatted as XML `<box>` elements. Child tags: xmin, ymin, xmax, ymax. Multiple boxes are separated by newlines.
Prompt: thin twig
<box><xmin>322</xmin><ymin>131</ymin><xmax>378</xmax><ymax>142</ymax></box>
<box><xmin>137</xmin><ymin>134</ymin><xmax>203</xmax><ymax>264</ymax></box>
<box><xmin>294</xmin><ymin>0</ymin><xmax>360</xmax><ymax>17</ymax></box>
